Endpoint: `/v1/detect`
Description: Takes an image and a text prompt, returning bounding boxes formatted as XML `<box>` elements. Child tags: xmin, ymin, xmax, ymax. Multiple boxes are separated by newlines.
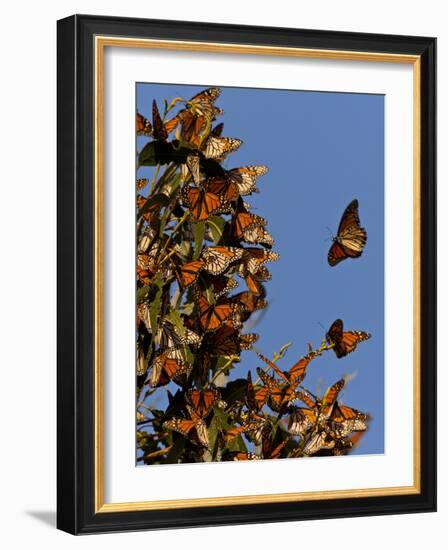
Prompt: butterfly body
<box><xmin>328</xmin><ymin>199</ymin><xmax>367</xmax><ymax>266</ymax></box>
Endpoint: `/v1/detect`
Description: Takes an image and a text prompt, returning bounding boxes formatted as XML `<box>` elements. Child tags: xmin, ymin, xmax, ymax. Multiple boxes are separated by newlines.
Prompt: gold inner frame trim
<box><xmin>94</xmin><ymin>35</ymin><xmax>421</xmax><ymax>513</ymax></box>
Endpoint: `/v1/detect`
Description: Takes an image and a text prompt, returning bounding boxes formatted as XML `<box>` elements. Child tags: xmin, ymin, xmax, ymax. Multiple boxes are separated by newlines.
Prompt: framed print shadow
<box><xmin>57</xmin><ymin>14</ymin><xmax>436</xmax><ymax>534</ymax></box>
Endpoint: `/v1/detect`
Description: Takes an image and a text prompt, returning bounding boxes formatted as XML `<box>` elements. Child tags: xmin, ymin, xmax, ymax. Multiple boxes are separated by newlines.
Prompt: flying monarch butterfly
<box><xmin>149</xmin><ymin>351</ymin><xmax>192</xmax><ymax>387</ymax></box>
<box><xmin>328</xmin><ymin>199</ymin><xmax>367</xmax><ymax>266</ymax></box>
<box><xmin>243</xmin><ymin>266</ymin><xmax>272</xmax><ymax>295</ymax></box>
<box><xmin>196</xmin><ymin>293</ymin><xmax>241</xmax><ymax>332</ymax></box>
<box><xmin>181</xmin><ymin>185</ymin><xmax>229</xmax><ymax>221</ymax></box>
<box><xmin>203</xmin><ymin>136</ymin><xmax>243</xmax><ymax>160</ymax></box>
<box><xmin>257</xmin><ymin>349</ymin><xmax>319</xmax><ymax>386</ymax></box>
<box><xmin>176</xmin><ymin>259</ymin><xmax>205</xmax><ymax>288</ymax></box>
<box><xmin>136</xmin><ymin>112</ymin><xmax>152</xmax><ymax>136</ymax></box>
<box><xmin>201</xmin><ymin>246</ymin><xmax>244</xmax><ymax>276</ymax></box>
<box><xmin>326</xmin><ymin>318</ymin><xmax>371</xmax><ymax>358</ymax></box>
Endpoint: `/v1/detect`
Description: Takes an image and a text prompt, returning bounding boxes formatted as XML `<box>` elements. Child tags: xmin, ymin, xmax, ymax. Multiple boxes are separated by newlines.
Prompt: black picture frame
<box><xmin>57</xmin><ymin>14</ymin><xmax>436</xmax><ymax>534</ymax></box>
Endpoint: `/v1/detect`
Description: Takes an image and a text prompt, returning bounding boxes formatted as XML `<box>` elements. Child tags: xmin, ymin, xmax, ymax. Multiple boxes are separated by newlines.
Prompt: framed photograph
<box><xmin>57</xmin><ymin>14</ymin><xmax>436</xmax><ymax>534</ymax></box>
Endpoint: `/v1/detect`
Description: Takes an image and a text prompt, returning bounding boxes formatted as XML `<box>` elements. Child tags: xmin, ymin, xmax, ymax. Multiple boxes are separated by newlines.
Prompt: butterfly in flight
<box><xmin>326</xmin><ymin>318</ymin><xmax>371</xmax><ymax>358</ymax></box>
<box><xmin>328</xmin><ymin>199</ymin><xmax>367</xmax><ymax>266</ymax></box>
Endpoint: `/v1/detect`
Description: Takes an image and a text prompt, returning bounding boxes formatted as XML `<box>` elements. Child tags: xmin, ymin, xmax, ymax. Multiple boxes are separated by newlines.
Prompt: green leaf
<box><xmin>207</xmin><ymin>216</ymin><xmax>226</xmax><ymax>243</ymax></box>
<box><xmin>192</xmin><ymin>221</ymin><xmax>206</xmax><ymax>259</ymax></box>
<box><xmin>137</xmin><ymin>193</ymin><xmax>170</xmax><ymax>218</ymax></box>
<box><xmin>227</xmin><ymin>435</ymin><xmax>247</xmax><ymax>453</ymax></box>
<box><xmin>136</xmin><ymin>285</ymin><xmax>151</xmax><ymax>304</ymax></box>
<box><xmin>138</xmin><ymin>140</ymin><xmax>192</xmax><ymax>167</ymax></box>
<box><xmin>149</xmin><ymin>276</ymin><xmax>164</xmax><ymax>338</ymax></box>
<box><xmin>166</xmin><ymin>308</ymin><xmax>186</xmax><ymax>337</ymax></box>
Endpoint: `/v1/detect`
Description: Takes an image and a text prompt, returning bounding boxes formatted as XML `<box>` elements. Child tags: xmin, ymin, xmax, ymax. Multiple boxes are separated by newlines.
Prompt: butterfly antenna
<box><xmin>317</xmin><ymin>321</ymin><xmax>326</xmax><ymax>332</ymax></box>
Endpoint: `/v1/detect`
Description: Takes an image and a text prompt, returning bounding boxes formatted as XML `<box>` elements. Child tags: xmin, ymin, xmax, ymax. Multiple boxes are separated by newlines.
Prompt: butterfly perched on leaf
<box><xmin>231</xmin><ymin>201</ymin><xmax>267</xmax><ymax>243</ymax></box>
<box><xmin>256</xmin><ymin>368</ymin><xmax>300</xmax><ymax>413</ymax></box>
<box><xmin>328</xmin><ymin>199</ymin><xmax>367</xmax><ymax>266</ymax></box>
<box><xmin>149</xmin><ymin>351</ymin><xmax>192</xmax><ymax>387</ymax></box>
<box><xmin>175</xmin><ymin>259</ymin><xmax>205</xmax><ymax>288</ymax></box>
<box><xmin>181</xmin><ymin>185</ymin><xmax>230</xmax><ymax>221</ymax></box>
<box><xmin>202</xmin><ymin>136</ymin><xmax>243</xmax><ymax>161</ymax></box>
<box><xmin>204</xmin><ymin>164</ymin><xmax>269</xmax><ymax>203</ymax></box>
<box><xmin>196</xmin><ymin>293</ymin><xmax>241</xmax><ymax>332</ymax></box>
<box><xmin>163</xmin><ymin>389</ymin><xmax>220</xmax><ymax>448</ymax></box>
<box><xmin>326</xmin><ymin>318</ymin><xmax>371</xmax><ymax>358</ymax></box>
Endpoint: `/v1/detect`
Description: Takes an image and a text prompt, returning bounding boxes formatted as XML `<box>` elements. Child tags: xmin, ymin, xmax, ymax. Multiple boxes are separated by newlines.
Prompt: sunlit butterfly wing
<box><xmin>181</xmin><ymin>186</ymin><xmax>228</xmax><ymax>221</ymax></box>
<box><xmin>186</xmin><ymin>388</ymin><xmax>220</xmax><ymax>418</ymax></box>
<box><xmin>326</xmin><ymin>318</ymin><xmax>371</xmax><ymax>358</ymax></box>
<box><xmin>303</xmin><ymin>432</ymin><xmax>335</xmax><ymax>456</ymax></box>
<box><xmin>227</xmin><ymin>165</ymin><xmax>269</xmax><ymax>195</ymax></box>
<box><xmin>185</xmin><ymin>153</ymin><xmax>201</xmax><ymax>184</ymax></box>
<box><xmin>136</xmin><ymin>112</ymin><xmax>152</xmax><ymax>136</ymax></box>
<box><xmin>198</xmin><ymin>295</ymin><xmax>238</xmax><ymax>332</ymax></box>
<box><xmin>288</xmin><ymin>408</ymin><xmax>317</xmax><ymax>435</ymax></box>
<box><xmin>201</xmin><ymin>246</ymin><xmax>244</xmax><ymax>275</ymax></box>
<box><xmin>328</xmin><ymin>199</ymin><xmax>367</xmax><ymax>266</ymax></box>
<box><xmin>203</xmin><ymin>136</ymin><xmax>242</xmax><ymax>160</ymax></box>
<box><xmin>176</xmin><ymin>259</ymin><xmax>204</xmax><ymax>288</ymax></box>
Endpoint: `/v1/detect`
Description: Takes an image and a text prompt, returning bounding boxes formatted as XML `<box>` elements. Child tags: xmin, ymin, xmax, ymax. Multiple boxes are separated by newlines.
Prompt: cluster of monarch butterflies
<box><xmin>135</xmin><ymin>86</ymin><xmax>372</xmax><ymax>465</ymax></box>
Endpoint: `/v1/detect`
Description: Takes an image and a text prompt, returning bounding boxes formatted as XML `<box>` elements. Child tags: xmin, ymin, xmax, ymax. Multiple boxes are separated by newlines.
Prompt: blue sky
<box><xmin>137</xmin><ymin>83</ymin><xmax>384</xmax><ymax>455</ymax></box>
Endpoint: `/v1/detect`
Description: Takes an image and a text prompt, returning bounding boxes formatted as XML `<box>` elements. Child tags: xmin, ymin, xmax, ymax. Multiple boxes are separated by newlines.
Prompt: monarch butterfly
<box><xmin>224</xmin><ymin>414</ymin><xmax>266</xmax><ymax>445</ymax></box>
<box><xmin>242</xmin><ymin>225</ymin><xmax>274</xmax><ymax>246</ymax></box>
<box><xmin>227</xmin><ymin>165</ymin><xmax>269</xmax><ymax>196</ymax></box>
<box><xmin>185</xmin><ymin>153</ymin><xmax>201</xmax><ymax>184</ymax></box>
<box><xmin>287</xmin><ymin>408</ymin><xmax>317</xmax><ymax>435</ymax></box>
<box><xmin>231</xmin><ymin>201</ymin><xmax>267</xmax><ymax>236</ymax></box>
<box><xmin>202</xmin><ymin>325</ymin><xmax>258</xmax><ymax>358</ymax></box>
<box><xmin>257</xmin><ymin>349</ymin><xmax>319</xmax><ymax>386</ymax></box>
<box><xmin>136</xmin><ymin>265</ymin><xmax>154</xmax><ymax>286</ymax></box>
<box><xmin>232</xmin><ymin>290</ymin><xmax>267</xmax><ymax>322</ymax></box>
<box><xmin>328</xmin><ymin>403</ymin><xmax>369</xmax><ymax>435</ymax></box>
<box><xmin>201</xmin><ymin>246</ymin><xmax>244</xmax><ymax>276</ymax></box>
<box><xmin>137</xmin><ymin>227</ymin><xmax>156</xmax><ymax>253</ymax></box>
<box><xmin>303</xmin><ymin>431</ymin><xmax>336</xmax><ymax>456</ymax></box>
<box><xmin>136</xmin><ymin>112</ymin><xmax>152</xmax><ymax>136</ymax></box>
<box><xmin>186</xmin><ymin>388</ymin><xmax>220</xmax><ymax>418</ymax></box>
<box><xmin>208</xmin><ymin>275</ymin><xmax>239</xmax><ymax>299</ymax></box>
<box><xmin>256</xmin><ymin>368</ymin><xmax>299</xmax><ymax>413</ymax></box>
<box><xmin>149</xmin><ymin>351</ymin><xmax>192</xmax><ymax>387</ymax></box>
<box><xmin>136</xmin><ymin>346</ymin><xmax>148</xmax><ymax>377</ymax></box>
<box><xmin>181</xmin><ymin>185</ymin><xmax>229</xmax><ymax>221</ymax></box>
<box><xmin>136</xmin><ymin>178</ymin><xmax>148</xmax><ymax>191</ymax></box>
<box><xmin>326</xmin><ymin>318</ymin><xmax>371</xmax><ymax>358</ymax></box>
<box><xmin>137</xmin><ymin>193</ymin><xmax>160</xmax><ymax>222</ymax></box>
<box><xmin>203</xmin><ymin>136</ymin><xmax>243</xmax><ymax>160</ymax></box>
<box><xmin>176</xmin><ymin>259</ymin><xmax>205</xmax><ymax>288</ymax></box>
<box><xmin>243</xmin><ymin>266</ymin><xmax>272</xmax><ymax>295</ymax></box>
<box><xmin>328</xmin><ymin>199</ymin><xmax>367</xmax><ymax>266</ymax></box>
<box><xmin>296</xmin><ymin>378</ymin><xmax>345</xmax><ymax>420</ymax></box>
<box><xmin>186</xmin><ymin>87</ymin><xmax>222</xmax><ymax>117</ymax></box>
<box><xmin>240</xmin><ymin>248</ymin><xmax>279</xmax><ymax>275</ymax></box>
<box><xmin>162</xmin><ymin>389</ymin><xmax>219</xmax><ymax>448</ymax></box>
<box><xmin>197</xmin><ymin>294</ymin><xmax>241</xmax><ymax>332</ymax></box>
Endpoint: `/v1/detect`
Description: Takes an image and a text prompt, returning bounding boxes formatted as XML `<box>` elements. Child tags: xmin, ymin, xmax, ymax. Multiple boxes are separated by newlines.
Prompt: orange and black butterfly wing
<box><xmin>326</xmin><ymin>318</ymin><xmax>346</xmax><ymax>357</ymax></box>
<box><xmin>328</xmin><ymin>200</ymin><xmax>367</xmax><ymax>265</ymax></box>
<box><xmin>186</xmin><ymin>388</ymin><xmax>219</xmax><ymax>418</ymax></box>
<box><xmin>177</xmin><ymin>259</ymin><xmax>204</xmax><ymax>288</ymax></box>
<box><xmin>182</xmin><ymin>186</ymin><xmax>224</xmax><ymax>221</ymax></box>
<box><xmin>136</xmin><ymin>112</ymin><xmax>152</xmax><ymax>136</ymax></box>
